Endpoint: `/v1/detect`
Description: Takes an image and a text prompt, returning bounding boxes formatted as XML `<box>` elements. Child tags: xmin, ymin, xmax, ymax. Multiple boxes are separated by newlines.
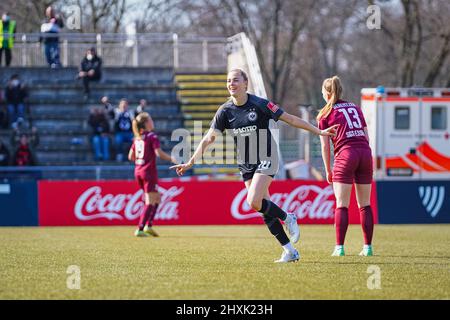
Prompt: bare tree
<box><xmin>0</xmin><ymin>0</ymin><xmax>58</xmax><ymax>33</ymax></box>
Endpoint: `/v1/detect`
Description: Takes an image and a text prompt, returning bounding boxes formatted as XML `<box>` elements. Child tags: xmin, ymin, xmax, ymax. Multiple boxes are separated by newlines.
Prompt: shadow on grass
<box><xmin>300</xmin><ymin>259</ymin><xmax>450</xmax><ymax>266</ymax></box>
<box><xmin>380</xmin><ymin>255</ymin><xmax>450</xmax><ymax>260</ymax></box>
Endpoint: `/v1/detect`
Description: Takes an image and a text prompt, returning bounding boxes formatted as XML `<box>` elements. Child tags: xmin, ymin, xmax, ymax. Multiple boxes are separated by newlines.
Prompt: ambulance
<box><xmin>360</xmin><ymin>87</ymin><xmax>450</xmax><ymax>181</ymax></box>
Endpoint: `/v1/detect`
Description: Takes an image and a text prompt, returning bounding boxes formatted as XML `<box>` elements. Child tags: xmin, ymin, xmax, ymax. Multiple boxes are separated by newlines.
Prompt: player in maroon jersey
<box><xmin>318</xmin><ymin>76</ymin><xmax>374</xmax><ymax>257</ymax></box>
<box><xmin>128</xmin><ymin>112</ymin><xmax>176</xmax><ymax>237</ymax></box>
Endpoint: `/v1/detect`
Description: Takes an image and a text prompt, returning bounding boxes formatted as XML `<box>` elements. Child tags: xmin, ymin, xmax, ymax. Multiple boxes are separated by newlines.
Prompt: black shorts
<box><xmin>239</xmin><ymin>160</ymin><xmax>278</xmax><ymax>182</ymax></box>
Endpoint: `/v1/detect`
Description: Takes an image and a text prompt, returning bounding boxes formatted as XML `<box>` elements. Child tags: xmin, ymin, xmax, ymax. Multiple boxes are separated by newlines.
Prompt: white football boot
<box><xmin>331</xmin><ymin>245</ymin><xmax>345</xmax><ymax>256</ymax></box>
<box><xmin>284</xmin><ymin>214</ymin><xmax>300</xmax><ymax>244</ymax></box>
<box><xmin>359</xmin><ymin>245</ymin><xmax>373</xmax><ymax>256</ymax></box>
<box><xmin>274</xmin><ymin>249</ymin><xmax>300</xmax><ymax>263</ymax></box>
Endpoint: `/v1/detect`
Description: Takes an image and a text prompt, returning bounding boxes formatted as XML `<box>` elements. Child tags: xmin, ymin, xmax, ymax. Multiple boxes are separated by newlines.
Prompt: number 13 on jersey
<box><xmin>338</xmin><ymin>107</ymin><xmax>362</xmax><ymax>129</ymax></box>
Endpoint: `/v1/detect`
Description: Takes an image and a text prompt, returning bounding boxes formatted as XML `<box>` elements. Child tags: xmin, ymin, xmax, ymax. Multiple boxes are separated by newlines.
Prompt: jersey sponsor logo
<box><xmin>248</xmin><ymin>111</ymin><xmax>257</xmax><ymax>122</ymax></box>
<box><xmin>74</xmin><ymin>185</ymin><xmax>183</xmax><ymax>221</ymax></box>
<box><xmin>233</xmin><ymin>125</ymin><xmax>257</xmax><ymax>136</ymax></box>
<box><xmin>418</xmin><ymin>186</ymin><xmax>445</xmax><ymax>218</ymax></box>
<box><xmin>231</xmin><ymin>185</ymin><xmax>335</xmax><ymax>220</ymax></box>
<box><xmin>267</xmin><ymin>101</ymin><xmax>279</xmax><ymax>113</ymax></box>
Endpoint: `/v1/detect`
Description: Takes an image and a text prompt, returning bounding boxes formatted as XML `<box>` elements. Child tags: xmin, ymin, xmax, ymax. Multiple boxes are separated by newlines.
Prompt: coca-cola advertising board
<box><xmin>38</xmin><ymin>180</ymin><xmax>377</xmax><ymax>226</ymax></box>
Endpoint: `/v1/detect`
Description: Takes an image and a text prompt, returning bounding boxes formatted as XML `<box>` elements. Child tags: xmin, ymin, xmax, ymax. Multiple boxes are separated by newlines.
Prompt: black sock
<box><xmin>259</xmin><ymin>199</ymin><xmax>287</xmax><ymax>221</ymax></box>
<box><xmin>263</xmin><ymin>215</ymin><xmax>290</xmax><ymax>246</ymax></box>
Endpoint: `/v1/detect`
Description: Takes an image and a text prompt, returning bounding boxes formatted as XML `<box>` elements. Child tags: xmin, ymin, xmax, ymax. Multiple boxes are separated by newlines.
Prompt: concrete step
<box><xmin>175</xmin><ymin>74</ymin><xmax>226</xmax><ymax>82</ymax></box>
<box><xmin>36</xmin><ymin>150</ymin><xmax>93</xmax><ymax>163</ymax></box>
<box><xmin>30</xmin><ymin>118</ymin><xmax>183</xmax><ymax>132</ymax></box>
<box><xmin>0</xmin><ymin>128</ymin><xmax>176</xmax><ymax>139</ymax></box>
<box><xmin>31</xmin><ymin>103</ymin><xmax>180</xmax><ymax>116</ymax></box>
<box><xmin>27</xmin><ymin>96</ymin><xmax>178</xmax><ymax>105</ymax></box>
<box><xmin>183</xmin><ymin>112</ymin><xmax>215</xmax><ymax>120</ymax></box>
<box><xmin>181</xmin><ymin>104</ymin><xmax>220</xmax><ymax>112</ymax></box>
<box><xmin>34</xmin><ymin>150</ymin><xmax>177</xmax><ymax>166</ymax></box>
<box><xmin>177</xmin><ymin>89</ymin><xmax>228</xmax><ymax>97</ymax></box>
<box><xmin>0</xmin><ymin>67</ymin><xmax>174</xmax><ymax>85</ymax></box>
<box><xmin>177</xmin><ymin>82</ymin><xmax>226</xmax><ymax>90</ymax></box>
<box><xmin>29</xmin><ymin>113</ymin><xmax>183</xmax><ymax>121</ymax></box>
<box><xmin>184</xmin><ymin>119</ymin><xmax>213</xmax><ymax>127</ymax></box>
<box><xmin>27</xmin><ymin>89</ymin><xmax>176</xmax><ymax>103</ymax></box>
<box><xmin>28</xmin><ymin>83</ymin><xmax>176</xmax><ymax>90</ymax></box>
<box><xmin>180</xmin><ymin>97</ymin><xmax>225</xmax><ymax>104</ymax></box>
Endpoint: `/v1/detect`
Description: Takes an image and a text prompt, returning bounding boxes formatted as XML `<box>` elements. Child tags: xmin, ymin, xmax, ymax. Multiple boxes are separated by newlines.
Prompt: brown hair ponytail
<box><xmin>317</xmin><ymin>76</ymin><xmax>343</xmax><ymax>120</ymax></box>
<box><xmin>132</xmin><ymin>112</ymin><xmax>151</xmax><ymax>139</ymax></box>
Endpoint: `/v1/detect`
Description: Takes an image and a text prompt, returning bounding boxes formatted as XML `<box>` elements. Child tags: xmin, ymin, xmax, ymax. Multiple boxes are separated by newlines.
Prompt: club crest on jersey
<box><xmin>267</xmin><ymin>101</ymin><xmax>279</xmax><ymax>113</ymax></box>
<box><xmin>248</xmin><ymin>111</ymin><xmax>258</xmax><ymax>122</ymax></box>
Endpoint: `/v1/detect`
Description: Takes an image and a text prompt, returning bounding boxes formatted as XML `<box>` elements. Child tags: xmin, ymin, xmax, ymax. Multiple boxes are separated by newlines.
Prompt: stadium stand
<box><xmin>0</xmin><ymin>67</ymin><xmax>182</xmax><ymax>178</ymax></box>
<box><xmin>175</xmin><ymin>72</ymin><xmax>239</xmax><ymax>176</ymax></box>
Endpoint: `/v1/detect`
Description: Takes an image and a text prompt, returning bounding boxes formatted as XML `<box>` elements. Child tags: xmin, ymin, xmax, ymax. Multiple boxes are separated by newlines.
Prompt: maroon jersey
<box><xmin>130</xmin><ymin>131</ymin><xmax>160</xmax><ymax>178</ymax></box>
<box><xmin>318</xmin><ymin>100</ymin><xmax>370</xmax><ymax>156</ymax></box>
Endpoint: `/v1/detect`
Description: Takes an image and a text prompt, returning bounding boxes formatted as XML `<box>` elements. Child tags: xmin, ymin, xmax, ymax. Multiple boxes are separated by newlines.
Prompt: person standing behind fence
<box><xmin>114</xmin><ymin>99</ymin><xmax>134</xmax><ymax>162</ymax></box>
<box><xmin>0</xmin><ymin>12</ymin><xmax>16</xmax><ymax>67</ymax></box>
<box><xmin>77</xmin><ymin>48</ymin><xmax>102</xmax><ymax>101</ymax></box>
<box><xmin>40</xmin><ymin>6</ymin><xmax>63</xmax><ymax>68</ymax></box>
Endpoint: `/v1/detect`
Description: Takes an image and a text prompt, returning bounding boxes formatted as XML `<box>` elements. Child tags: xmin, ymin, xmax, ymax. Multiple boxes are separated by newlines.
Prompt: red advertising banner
<box><xmin>38</xmin><ymin>180</ymin><xmax>378</xmax><ymax>226</ymax></box>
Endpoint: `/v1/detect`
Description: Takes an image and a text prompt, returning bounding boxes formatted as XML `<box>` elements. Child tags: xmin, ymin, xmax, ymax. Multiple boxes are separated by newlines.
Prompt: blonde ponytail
<box><xmin>317</xmin><ymin>76</ymin><xmax>343</xmax><ymax>121</ymax></box>
<box><xmin>132</xmin><ymin>112</ymin><xmax>151</xmax><ymax>139</ymax></box>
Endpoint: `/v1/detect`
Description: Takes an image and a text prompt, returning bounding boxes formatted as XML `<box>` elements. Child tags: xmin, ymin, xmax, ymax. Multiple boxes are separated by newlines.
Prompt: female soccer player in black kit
<box><xmin>171</xmin><ymin>69</ymin><xmax>337</xmax><ymax>263</ymax></box>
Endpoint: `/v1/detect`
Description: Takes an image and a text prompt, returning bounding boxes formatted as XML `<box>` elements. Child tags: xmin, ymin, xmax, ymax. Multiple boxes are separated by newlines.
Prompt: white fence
<box><xmin>8</xmin><ymin>33</ymin><xmax>228</xmax><ymax>70</ymax></box>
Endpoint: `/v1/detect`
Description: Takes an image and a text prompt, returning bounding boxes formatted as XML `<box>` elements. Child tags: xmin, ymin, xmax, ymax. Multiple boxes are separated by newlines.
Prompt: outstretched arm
<box><xmin>170</xmin><ymin>127</ymin><xmax>218</xmax><ymax>176</ymax></box>
<box><xmin>278</xmin><ymin>112</ymin><xmax>338</xmax><ymax>136</ymax></box>
<box><xmin>155</xmin><ymin>148</ymin><xmax>176</xmax><ymax>164</ymax></box>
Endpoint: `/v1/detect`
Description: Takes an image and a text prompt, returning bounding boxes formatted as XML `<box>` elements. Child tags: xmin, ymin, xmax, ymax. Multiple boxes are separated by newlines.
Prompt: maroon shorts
<box><xmin>136</xmin><ymin>175</ymin><xmax>157</xmax><ymax>193</ymax></box>
<box><xmin>333</xmin><ymin>147</ymin><xmax>373</xmax><ymax>184</ymax></box>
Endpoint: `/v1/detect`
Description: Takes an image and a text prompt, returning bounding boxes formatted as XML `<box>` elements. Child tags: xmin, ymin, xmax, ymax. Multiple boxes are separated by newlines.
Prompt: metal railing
<box><xmin>7</xmin><ymin>33</ymin><xmax>228</xmax><ymax>70</ymax></box>
<box><xmin>0</xmin><ymin>164</ymin><xmax>241</xmax><ymax>181</ymax></box>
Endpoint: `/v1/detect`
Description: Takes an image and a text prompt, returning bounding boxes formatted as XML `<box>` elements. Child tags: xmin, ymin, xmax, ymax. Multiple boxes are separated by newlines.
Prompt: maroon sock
<box><xmin>335</xmin><ymin>207</ymin><xmax>349</xmax><ymax>245</ymax></box>
<box><xmin>147</xmin><ymin>203</ymin><xmax>159</xmax><ymax>227</ymax></box>
<box><xmin>138</xmin><ymin>204</ymin><xmax>153</xmax><ymax>230</ymax></box>
<box><xmin>360</xmin><ymin>206</ymin><xmax>374</xmax><ymax>245</ymax></box>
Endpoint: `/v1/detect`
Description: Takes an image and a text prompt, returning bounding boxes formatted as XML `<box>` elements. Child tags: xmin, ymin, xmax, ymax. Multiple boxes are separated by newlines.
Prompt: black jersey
<box><xmin>210</xmin><ymin>94</ymin><xmax>284</xmax><ymax>175</ymax></box>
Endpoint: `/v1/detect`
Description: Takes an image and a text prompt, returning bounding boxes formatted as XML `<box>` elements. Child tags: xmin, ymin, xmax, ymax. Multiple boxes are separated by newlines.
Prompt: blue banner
<box><xmin>0</xmin><ymin>181</ymin><xmax>38</xmax><ymax>226</ymax></box>
<box><xmin>377</xmin><ymin>180</ymin><xmax>450</xmax><ymax>223</ymax></box>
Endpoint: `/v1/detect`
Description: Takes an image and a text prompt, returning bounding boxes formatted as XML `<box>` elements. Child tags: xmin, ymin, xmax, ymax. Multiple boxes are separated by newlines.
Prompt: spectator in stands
<box><xmin>88</xmin><ymin>107</ymin><xmax>110</xmax><ymax>161</ymax></box>
<box><xmin>5</xmin><ymin>74</ymin><xmax>28</xmax><ymax>127</ymax></box>
<box><xmin>0</xmin><ymin>108</ymin><xmax>7</xmax><ymax>128</ymax></box>
<box><xmin>101</xmin><ymin>96</ymin><xmax>116</xmax><ymax>131</ymax></box>
<box><xmin>40</xmin><ymin>6</ymin><xmax>63</xmax><ymax>68</ymax></box>
<box><xmin>0</xmin><ymin>138</ymin><xmax>10</xmax><ymax>166</ymax></box>
<box><xmin>0</xmin><ymin>101</ymin><xmax>8</xmax><ymax>129</ymax></box>
<box><xmin>134</xmin><ymin>99</ymin><xmax>147</xmax><ymax>117</ymax></box>
<box><xmin>77</xmin><ymin>48</ymin><xmax>102</xmax><ymax>100</ymax></box>
<box><xmin>11</xmin><ymin>123</ymin><xmax>39</xmax><ymax>150</ymax></box>
<box><xmin>0</xmin><ymin>12</ymin><xmax>16</xmax><ymax>67</ymax></box>
<box><xmin>13</xmin><ymin>134</ymin><xmax>36</xmax><ymax>166</ymax></box>
<box><xmin>114</xmin><ymin>99</ymin><xmax>134</xmax><ymax>162</ymax></box>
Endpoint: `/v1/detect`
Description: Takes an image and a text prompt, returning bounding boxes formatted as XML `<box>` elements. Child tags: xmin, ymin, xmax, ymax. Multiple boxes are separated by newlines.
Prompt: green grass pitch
<box><xmin>0</xmin><ymin>225</ymin><xmax>449</xmax><ymax>299</ymax></box>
